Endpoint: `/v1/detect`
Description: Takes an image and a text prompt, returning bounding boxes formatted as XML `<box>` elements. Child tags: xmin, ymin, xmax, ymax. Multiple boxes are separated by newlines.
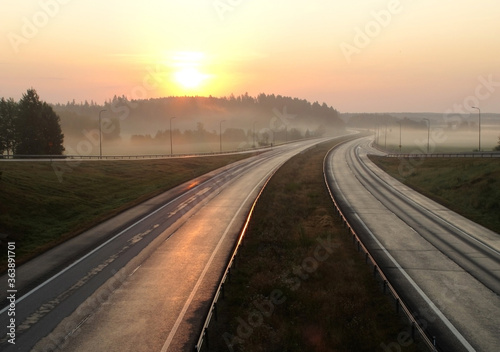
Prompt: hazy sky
<box><xmin>1</xmin><ymin>0</ymin><xmax>499</xmax><ymax>113</ymax></box>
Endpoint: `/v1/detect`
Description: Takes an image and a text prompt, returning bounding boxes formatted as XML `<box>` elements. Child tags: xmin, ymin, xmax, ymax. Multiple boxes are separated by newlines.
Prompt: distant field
<box><xmin>0</xmin><ymin>154</ymin><xmax>251</xmax><ymax>268</ymax></box>
<box><xmin>369</xmin><ymin>156</ymin><xmax>500</xmax><ymax>234</ymax></box>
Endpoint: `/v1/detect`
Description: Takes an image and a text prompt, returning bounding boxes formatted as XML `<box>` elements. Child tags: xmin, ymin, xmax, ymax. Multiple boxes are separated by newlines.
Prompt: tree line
<box><xmin>54</xmin><ymin>93</ymin><xmax>344</xmax><ymax>140</ymax></box>
<box><xmin>0</xmin><ymin>89</ymin><xmax>64</xmax><ymax>156</ymax></box>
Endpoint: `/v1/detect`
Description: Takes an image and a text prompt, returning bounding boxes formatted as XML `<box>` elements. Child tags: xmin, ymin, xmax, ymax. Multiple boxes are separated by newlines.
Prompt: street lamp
<box><xmin>472</xmin><ymin>106</ymin><xmax>481</xmax><ymax>151</ymax></box>
<box><xmin>220</xmin><ymin>120</ymin><xmax>225</xmax><ymax>153</ymax></box>
<box><xmin>423</xmin><ymin>118</ymin><xmax>430</xmax><ymax>154</ymax></box>
<box><xmin>384</xmin><ymin>122</ymin><xmax>388</xmax><ymax>150</ymax></box>
<box><xmin>252</xmin><ymin>121</ymin><xmax>256</xmax><ymax>148</ymax></box>
<box><xmin>170</xmin><ymin>116</ymin><xmax>176</xmax><ymax>156</ymax></box>
<box><xmin>398</xmin><ymin>121</ymin><xmax>402</xmax><ymax>153</ymax></box>
<box><xmin>376</xmin><ymin>124</ymin><xmax>380</xmax><ymax>146</ymax></box>
<box><xmin>99</xmin><ymin>109</ymin><xmax>106</xmax><ymax>159</ymax></box>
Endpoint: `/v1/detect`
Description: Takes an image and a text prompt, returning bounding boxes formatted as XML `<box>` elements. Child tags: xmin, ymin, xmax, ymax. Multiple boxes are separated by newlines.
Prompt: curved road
<box><xmin>325</xmin><ymin>137</ymin><xmax>500</xmax><ymax>352</ymax></box>
<box><xmin>0</xmin><ymin>138</ymin><xmax>333</xmax><ymax>352</ymax></box>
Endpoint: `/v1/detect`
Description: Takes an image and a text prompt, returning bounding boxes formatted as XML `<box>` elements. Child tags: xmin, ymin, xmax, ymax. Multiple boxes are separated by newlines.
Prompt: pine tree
<box><xmin>0</xmin><ymin>98</ymin><xmax>18</xmax><ymax>156</ymax></box>
<box><xmin>15</xmin><ymin>89</ymin><xmax>64</xmax><ymax>155</ymax></box>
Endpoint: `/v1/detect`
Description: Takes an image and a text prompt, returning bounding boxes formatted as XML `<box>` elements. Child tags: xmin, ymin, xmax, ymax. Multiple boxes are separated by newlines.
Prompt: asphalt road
<box><xmin>325</xmin><ymin>137</ymin><xmax>500</xmax><ymax>352</ymax></box>
<box><xmin>0</xmin><ymin>138</ymin><xmax>332</xmax><ymax>352</ymax></box>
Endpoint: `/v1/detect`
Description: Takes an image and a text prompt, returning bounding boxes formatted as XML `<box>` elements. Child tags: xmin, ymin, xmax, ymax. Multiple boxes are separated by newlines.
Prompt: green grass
<box><xmin>0</xmin><ymin>154</ymin><xmax>251</xmax><ymax>268</ymax></box>
<box><xmin>369</xmin><ymin>156</ymin><xmax>500</xmax><ymax>234</ymax></box>
<box><xmin>208</xmin><ymin>140</ymin><xmax>424</xmax><ymax>352</ymax></box>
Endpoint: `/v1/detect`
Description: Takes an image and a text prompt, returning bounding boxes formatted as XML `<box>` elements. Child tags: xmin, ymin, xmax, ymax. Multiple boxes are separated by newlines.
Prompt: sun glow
<box><xmin>174</xmin><ymin>67</ymin><xmax>207</xmax><ymax>89</ymax></box>
<box><xmin>169</xmin><ymin>51</ymin><xmax>211</xmax><ymax>92</ymax></box>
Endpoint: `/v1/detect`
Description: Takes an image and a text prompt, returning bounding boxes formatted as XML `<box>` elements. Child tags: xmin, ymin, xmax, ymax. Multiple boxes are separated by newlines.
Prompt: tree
<box><xmin>495</xmin><ymin>137</ymin><xmax>500</xmax><ymax>151</ymax></box>
<box><xmin>15</xmin><ymin>89</ymin><xmax>64</xmax><ymax>155</ymax></box>
<box><xmin>0</xmin><ymin>98</ymin><xmax>18</xmax><ymax>156</ymax></box>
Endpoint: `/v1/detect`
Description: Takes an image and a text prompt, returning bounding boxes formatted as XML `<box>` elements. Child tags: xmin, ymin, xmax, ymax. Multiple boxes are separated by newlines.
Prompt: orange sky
<box><xmin>1</xmin><ymin>0</ymin><xmax>499</xmax><ymax>112</ymax></box>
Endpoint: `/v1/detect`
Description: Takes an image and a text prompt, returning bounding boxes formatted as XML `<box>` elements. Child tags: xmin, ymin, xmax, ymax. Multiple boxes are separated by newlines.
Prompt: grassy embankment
<box><xmin>208</xmin><ymin>140</ymin><xmax>424</xmax><ymax>352</ymax></box>
<box><xmin>0</xmin><ymin>154</ymin><xmax>250</xmax><ymax>269</ymax></box>
<box><xmin>369</xmin><ymin>156</ymin><xmax>500</xmax><ymax>234</ymax></box>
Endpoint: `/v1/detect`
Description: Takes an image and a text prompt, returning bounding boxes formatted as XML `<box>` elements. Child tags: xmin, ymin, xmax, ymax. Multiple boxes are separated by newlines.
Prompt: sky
<box><xmin>1</xmin><ymin>0</ymin><xmax>499</xmax><ymax>113</ymax></box>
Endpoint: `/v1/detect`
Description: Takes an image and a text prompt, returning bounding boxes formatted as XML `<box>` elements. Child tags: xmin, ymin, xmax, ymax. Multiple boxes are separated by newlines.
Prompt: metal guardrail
<box><xmin>193</xmin><ymin>166</ymin><xmax>278</xmax><ymax>352</ymax></box>
<box><xmin>0</xmin><ymin>148</ymin><xmax>269</xmax><ymax>161</ymax></box>
<box><xmin>0</xmin><ymin>138</ymin><xmax>327</xmax><ymax>161</ymax></box>
<box><xmin>323</xmin><ymin>145</ymin><xmax>439</xmax><ymax>352</ymax></box>
<box><xmin>387</xmin><ymin>152</ymin><xmax>500</xmax><ymax>158</ymax></box>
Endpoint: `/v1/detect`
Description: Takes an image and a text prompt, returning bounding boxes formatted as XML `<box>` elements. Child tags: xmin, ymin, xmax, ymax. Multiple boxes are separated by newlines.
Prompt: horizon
<box><xmin>2</xmin><ymin>1</ymin><xmax>500</xmax><ymax>114</ymax></box>
<box><xmin>4</xmin><ymin>89</ymin><xmax>500</xmax><ymax>116</ymax></box>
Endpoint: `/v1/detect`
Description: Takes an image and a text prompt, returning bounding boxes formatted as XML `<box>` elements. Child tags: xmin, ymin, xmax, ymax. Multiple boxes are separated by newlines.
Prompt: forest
<box><xmin>53</xmin><ymin>93</ymin><xmax>345</xmax><ymax>155</ymax></box>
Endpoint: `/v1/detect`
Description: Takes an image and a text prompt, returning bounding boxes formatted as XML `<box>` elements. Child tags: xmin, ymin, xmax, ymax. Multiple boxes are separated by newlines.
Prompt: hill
<box><xmin>53</xmin><ymin>94</ymin><xmax>345</xmax><ymax>155</ymax></box>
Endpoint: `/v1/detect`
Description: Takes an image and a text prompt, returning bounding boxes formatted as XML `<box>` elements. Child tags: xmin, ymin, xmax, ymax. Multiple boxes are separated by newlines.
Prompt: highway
<box><xmin>0</xmin><ymin>138</ymin><xmax>332</xmax><ymax>352</ymax></box>
<box><xmin>325</xmin><ymin>137</ymin><xmax>500</xmax><ymax>352</ymax></box>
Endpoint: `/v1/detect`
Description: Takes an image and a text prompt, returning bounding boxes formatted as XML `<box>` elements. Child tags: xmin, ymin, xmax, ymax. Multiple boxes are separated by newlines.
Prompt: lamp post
<box><xmin>99</xmin><ymin>109</ymin><xmax>106</xmax><ymax>159</ymax></box>
<box><xmin>384</xmin><ymin>122</ymin><xmax>388</xmax><ymax>150</ymax></box>
<box><xmin>398</xmin><ymin>121</ymin><xmax>402</xmax><ymax>153</ymax></box>
<box><xmin>472</xmin><ymin>106</ymin><xmax>481</xmax><ymax>151</ymax></box>
<box><xmin>423</xmin><ymin>118</ymin><xmax>430</xmax><ymax>154</ymax></box>
<box><xmin>252</xmin><ymin>121</ymin><xmax>256</xmax><ymax>148</ymax></box>
<box><xmin>220</xmin><ymin>120</ymin><xmax>225</xmax><ymax>153</ymax></box>
<box><xmin>377</xmin><ymin>124</ymin><xmax>380</xmax><ymax>146</ymax></box>
<box><xmin>170</xmin><ymin>116</ymin><xmax>176</xmax><ymax>156</ymax></box>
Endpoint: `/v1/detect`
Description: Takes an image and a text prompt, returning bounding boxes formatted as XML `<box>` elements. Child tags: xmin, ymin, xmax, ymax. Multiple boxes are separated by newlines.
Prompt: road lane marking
<box><xmin>168</xmin><ymin>187</ymin><xmax>211</xmax><ymax>217</ymax></box>
<box><xmin>0</xmin><ymin>224</ymin><xmax>160</xmax><ymax>338</ymax></box>
<box><xmin>326</xmin><ymin>141</ymin><xmax>476</xmax><ymax>352</ymax></box>
<box><xmin>353</xmin><ymin>213</ymin><xmax>476</xmax><ymax>352</ymax></box>
<box><xmin>0</xmin><ymin>181</ymin><xmax>219</xmax><ymax>315</ymax></box>
<box><xmin>160</xmin><ymin>168</ymin><xmax>276</xmax><ymax>352</ymax></box>
<box><xmin>354</xmin><ymin>144</ymin><xmax>500</xmax><ymax>258</ymax></box>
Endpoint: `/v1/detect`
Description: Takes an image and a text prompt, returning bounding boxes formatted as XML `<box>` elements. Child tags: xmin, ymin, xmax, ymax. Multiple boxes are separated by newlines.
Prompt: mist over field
<box><xmin>55</xmin><ymin>94</ymin><xmax>345</xmax><ymax>156</ymax></box>
<box><xmin>344</xmin><ymin>113</ymin><xmax>500</xmax><ymax>153</ymax></box>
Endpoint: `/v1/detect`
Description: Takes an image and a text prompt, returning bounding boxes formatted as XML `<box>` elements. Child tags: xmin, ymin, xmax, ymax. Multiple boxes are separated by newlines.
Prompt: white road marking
<box><xmin>327</xmin><ymin>141</ymin><xmax>476</xmax><ymax>352</ymax></box>
<box><xmin>354</xmin><ymin>213</ymin><xmax>476</xmax><ymax>352</ymax></box>
<box><xmin>0</xmin><ymin>182</ymin><xmax>214</xmax><ymax>315</ymax></box>
<box><xmin>168</xmin><ymin>187</ymin><xmax>211</xmax><ymax>216</ymax></box>
<box><xmin>160</xmin><ymin>169</ymin><xmax>275</xmax><ymax>352</ymax></box>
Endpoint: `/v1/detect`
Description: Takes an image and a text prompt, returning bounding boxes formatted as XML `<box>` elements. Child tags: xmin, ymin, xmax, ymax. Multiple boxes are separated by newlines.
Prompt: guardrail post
<box><xmin>213</xmin><ymin>303</ymin><xmax>218</xmax><ymax>321</ymax></box>
<box><xmin>365</xmin><ymin>252</ymin><xmax>368</xmax><ymax>263</ymax></box>
<box><xmin>395</xmin><ymin>298</ymin><xmax>400</xmax><ymax>313</ymax></box>
<box><xmin>221</xmin><ymin>283</ymin><xmax>225</xmax><ymax>299</ymax></box>
<box><xmin>204</xmin><ymin>328</ymin><xmax>209</xmax><ymax>349</ymax></box>
<box><xmin>383</xmin><ymin>280</ymin><xmax>387</xmax><ymax>294</ymax></box>
<box><xmin>411</xmin><ymin>322</ymin><xmax>415</xmax><ymax>339</ymax></box>
<box><xmin>373</xmin><ymin>264</ymin><xmax>378</xmax><ymax>277</ymax></box>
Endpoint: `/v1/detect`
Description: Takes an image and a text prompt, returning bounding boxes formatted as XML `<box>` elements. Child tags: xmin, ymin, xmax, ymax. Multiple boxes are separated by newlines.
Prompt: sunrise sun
<box><xmin>169</xmin><ymin>51</ymin><xmax>210</xmax><ymax>91</ymax></box>
<box><xmin>174</xmin><ymin>67</ymin><xmax>206</xmax><ymax>89</ymax></box>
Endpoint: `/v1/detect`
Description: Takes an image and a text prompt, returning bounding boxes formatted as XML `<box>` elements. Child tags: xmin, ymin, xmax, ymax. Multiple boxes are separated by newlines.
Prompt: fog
<box><xmin>56</xmin><ymin>94</ymin><xmax>345</xmax><ymax>157</ymax></box>
<box><xmin>345</xmin><ymin>113</ymin><xmax>500</xmax><ymax>153</ymax></box>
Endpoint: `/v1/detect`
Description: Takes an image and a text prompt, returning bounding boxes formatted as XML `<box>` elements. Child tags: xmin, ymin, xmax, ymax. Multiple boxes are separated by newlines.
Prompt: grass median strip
<box><xmin>208</xmin><ymin>141</ymin><xmax>424</xmax><ymax>352</ymax></box>
<box><xmin>369</xmin><ymin>156</ymin><xmax>500</xmax><ymax>234</ymax></box>
<box><xmin>0</xmin><ymin>154</ymin><xmax>251</xmax><ymax>269</ymax></box>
